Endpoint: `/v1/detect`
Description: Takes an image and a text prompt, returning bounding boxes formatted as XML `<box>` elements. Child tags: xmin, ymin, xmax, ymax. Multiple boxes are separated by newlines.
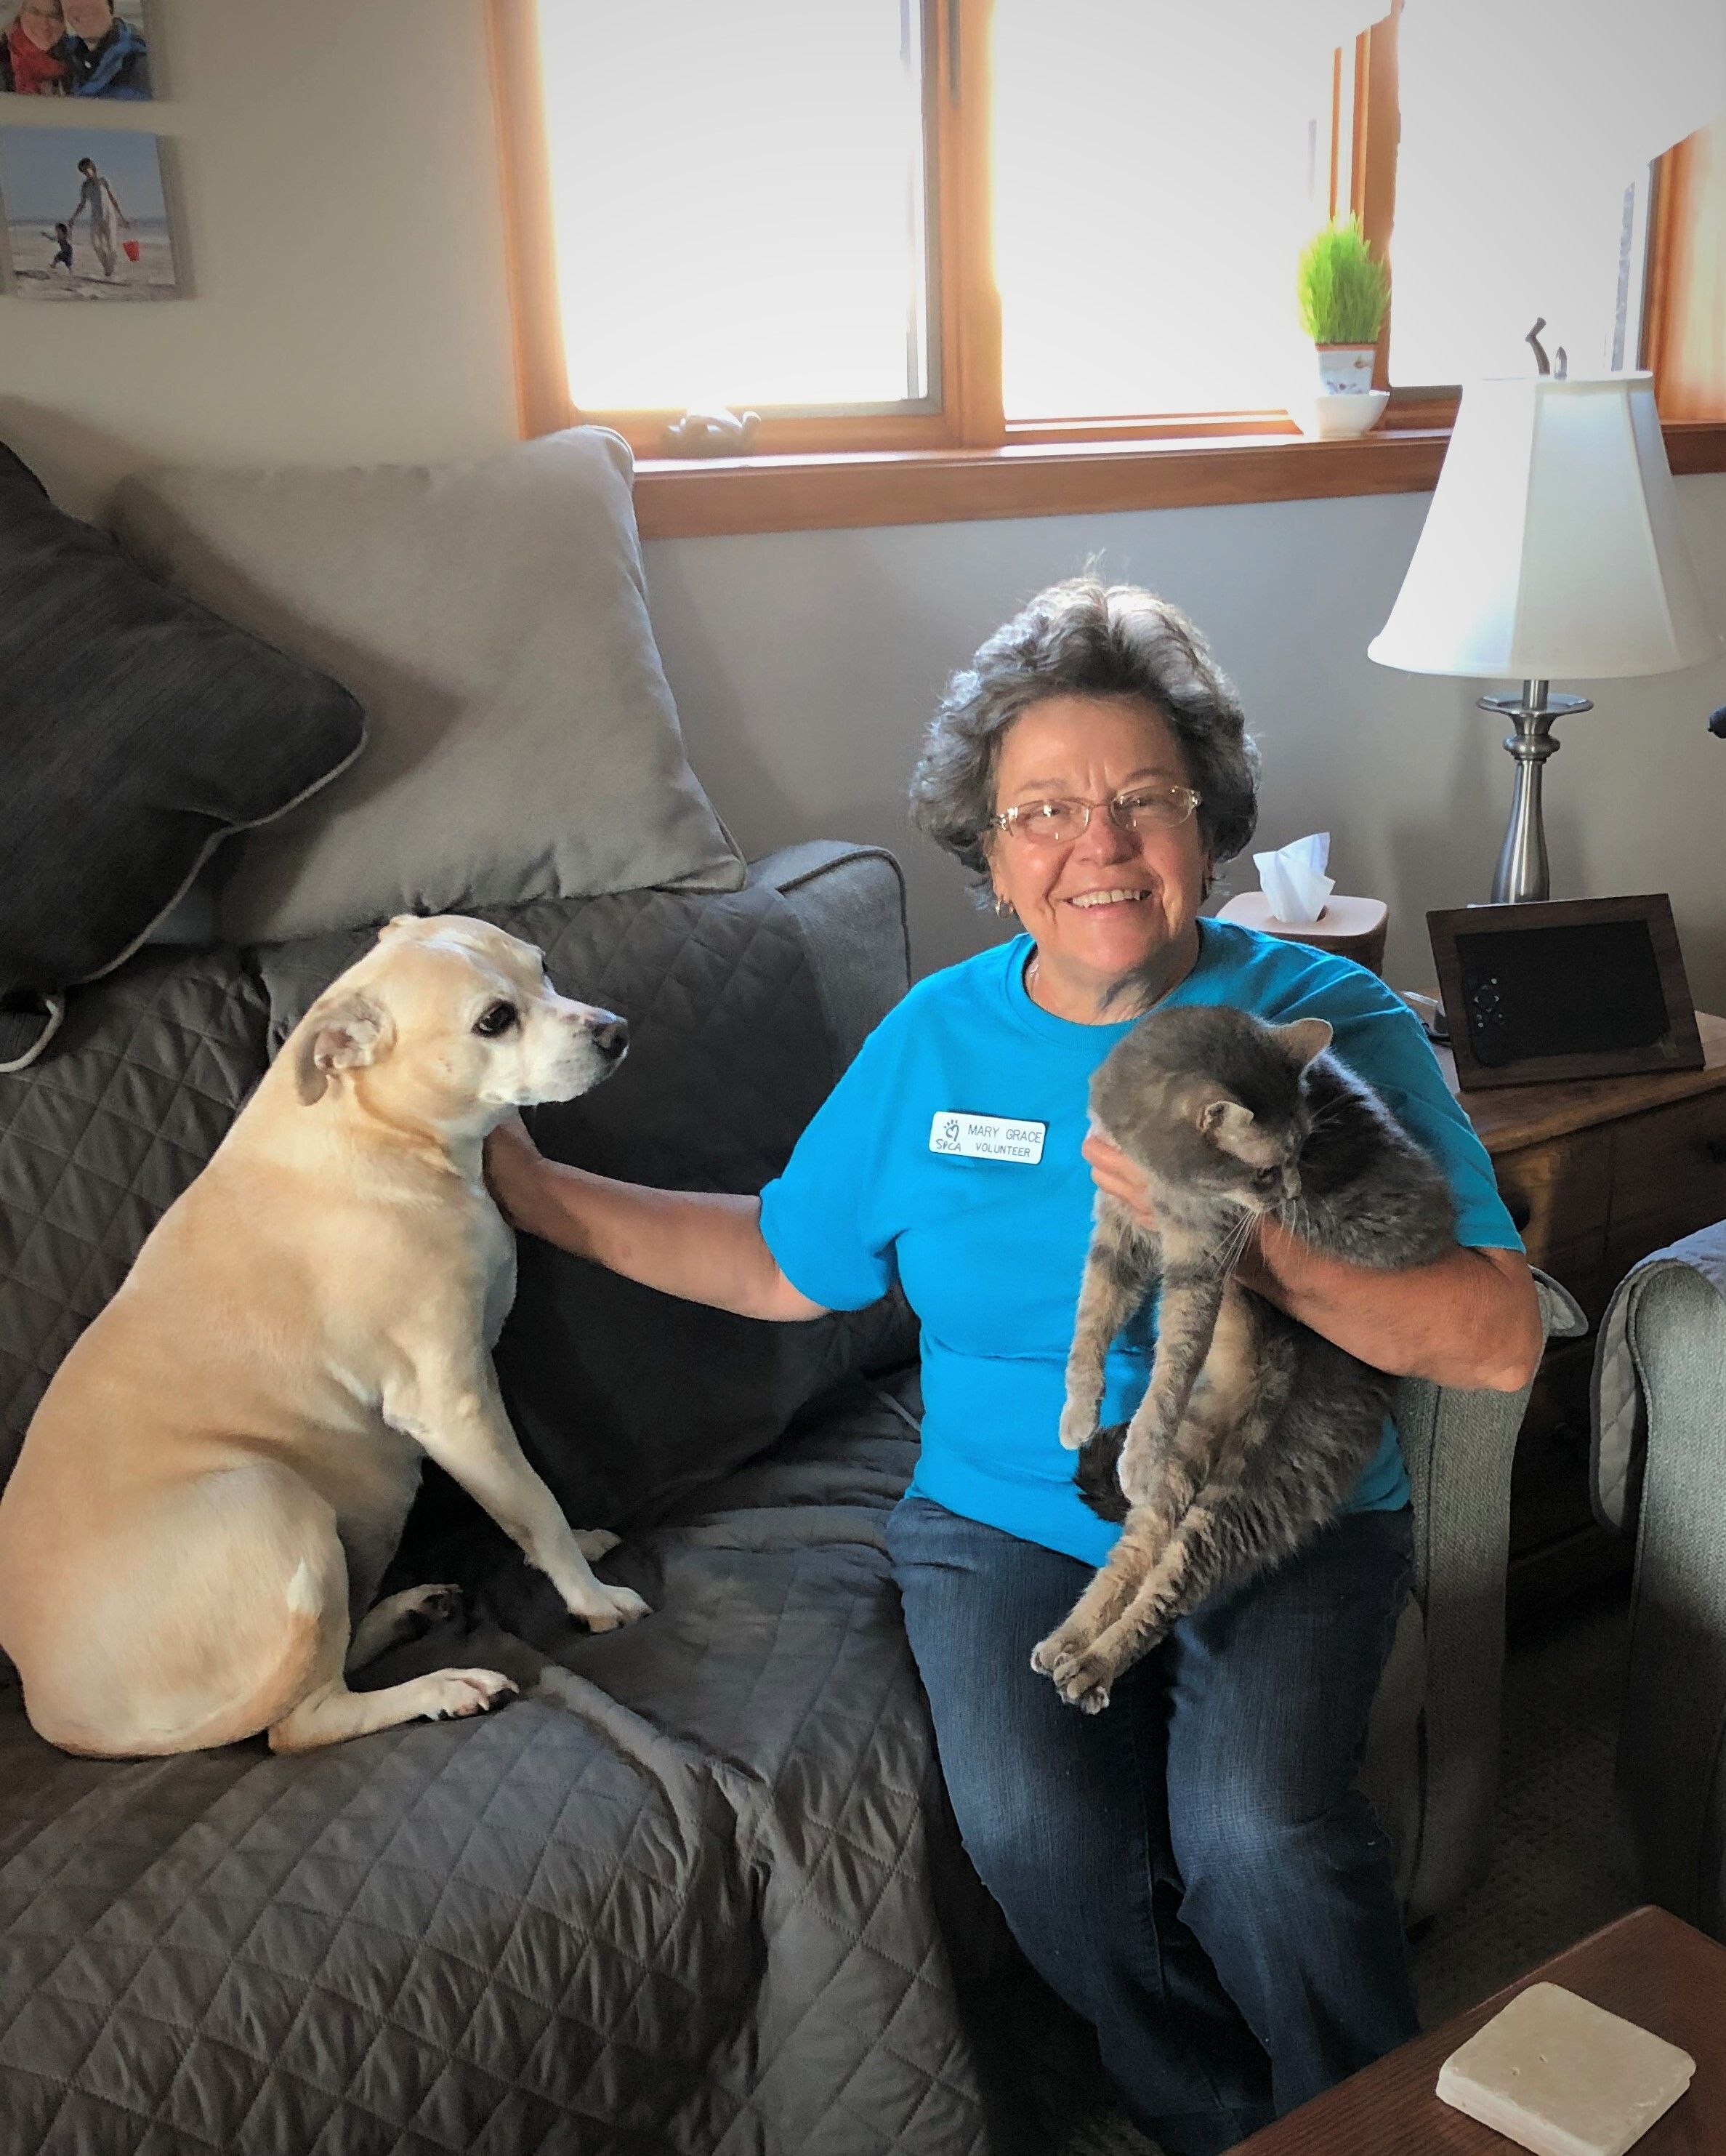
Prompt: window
<box><xmin>991</xmin><ymin>3</ymin><xmax>1349</xmax><ymax>425</ymax></box>
<box><xmin>534</xmin><ymin>1</ymin><xmax>936</xmax><ymax>417</ymax></box>
<box><xmin>1384</xmin><ymin>0</ymin><xmax>1720</xmax><ymax>386</ymax></box>
<box><xmin>489</xmin><ymin>0</ymin><xmax>1726</xmax><ymax>531</ymax></box>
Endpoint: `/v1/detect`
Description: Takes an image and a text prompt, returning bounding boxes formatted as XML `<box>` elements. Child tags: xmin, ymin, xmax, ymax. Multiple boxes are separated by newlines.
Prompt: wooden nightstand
<box><xmin>1438</xmin><ymin>1012</ymin><xmax>1726</xmax><ymax>1619</ymax></box>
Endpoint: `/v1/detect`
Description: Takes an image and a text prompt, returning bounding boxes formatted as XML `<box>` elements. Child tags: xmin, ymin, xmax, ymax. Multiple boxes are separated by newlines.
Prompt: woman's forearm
<box><xmin>1236</xmin><ymin>1225</ymin><xmax>1543</xmax><ymax>1392</ymax></box>
<box><xmin>512</xmin><ymin>1159</ymin><xmax>828</xmax><ymax>1324</ymax></box>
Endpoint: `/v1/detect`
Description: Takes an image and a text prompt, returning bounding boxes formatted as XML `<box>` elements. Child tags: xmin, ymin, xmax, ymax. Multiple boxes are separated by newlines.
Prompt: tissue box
<box><xmin>1215</xmin><ymin>890</ymin><xmax>1388</xmax><ymax>975</ymax></box>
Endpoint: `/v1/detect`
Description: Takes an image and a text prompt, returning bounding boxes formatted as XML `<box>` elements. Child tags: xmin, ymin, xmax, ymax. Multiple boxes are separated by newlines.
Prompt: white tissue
<box><xmin>1253</xmin><ymin>832</ymin><xmax>1335</xmax><ymax>924</ymax></box>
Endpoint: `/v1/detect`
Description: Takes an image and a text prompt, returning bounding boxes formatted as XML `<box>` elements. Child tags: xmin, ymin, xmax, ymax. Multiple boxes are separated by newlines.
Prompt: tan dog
<box><xmin>0</xmin><ymin>914</ymin><xmax>647</xmax><ymax>1758</ymax></box>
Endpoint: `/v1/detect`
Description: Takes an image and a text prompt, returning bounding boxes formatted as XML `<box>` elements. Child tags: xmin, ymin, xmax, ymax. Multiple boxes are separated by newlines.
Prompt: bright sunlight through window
<box><xmin>991</xmin><ymin>2</ymin><xmax>1342</xmax><ymax>419</ymax></box>
<box><xmin>1387</xmin><ymin>0</ymin><xmax>1721</xmax><ymax>383</ymax></box>
<box><xmin>536</xmin><ymin>0</ymin><xmax>932</xmax><ymax>414</ymax></box>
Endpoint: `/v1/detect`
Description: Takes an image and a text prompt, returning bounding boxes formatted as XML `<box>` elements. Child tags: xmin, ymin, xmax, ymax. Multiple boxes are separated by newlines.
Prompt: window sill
<box><xmin>629</xmin><ymin>419</ymin><xmax>1726</xmax><ymax>541</ymax></box>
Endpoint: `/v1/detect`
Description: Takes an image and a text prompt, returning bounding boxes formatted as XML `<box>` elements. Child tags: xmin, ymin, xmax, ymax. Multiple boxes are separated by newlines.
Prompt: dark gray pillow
<box><xmin>0</xmin><ymin>443</ymin><xmax>365</xmax><ymax>1071</ymax></box>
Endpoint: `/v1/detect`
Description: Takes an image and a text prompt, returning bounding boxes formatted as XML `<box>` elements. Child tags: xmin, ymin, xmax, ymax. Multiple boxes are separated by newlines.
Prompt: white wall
<box><xmin>0</xmin><ymin>0</ymin><xmax>518</xmax><ymax>509</ymax></box>
<box><xmin>5</xmin><ymin>0</ymin><xmax>1725</xmax><ymax>1007</ymax></box>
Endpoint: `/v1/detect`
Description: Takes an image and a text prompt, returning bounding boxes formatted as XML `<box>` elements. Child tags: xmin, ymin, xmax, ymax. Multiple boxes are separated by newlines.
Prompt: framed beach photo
<box><xmin>1</xmin><ymin>0</ymin><xmax>150</xmax><ymax>100</ymax></box>
<box><xmin>0</xmin><ymin>126</ymin><xmax>177</xmax><ymax>298</ymax></box>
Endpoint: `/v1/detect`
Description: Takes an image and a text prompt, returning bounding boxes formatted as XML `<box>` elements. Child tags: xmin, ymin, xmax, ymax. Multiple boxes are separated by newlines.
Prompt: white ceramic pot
<box><xmin>1314</xmin><ymin>342</ymin><xmax>1378</xmax><ymax>394</ymax></box>
<box><xmin>1293</xmin><ymin>387</ymin><xmax>1390</xmax><ymax>439</ymax></box>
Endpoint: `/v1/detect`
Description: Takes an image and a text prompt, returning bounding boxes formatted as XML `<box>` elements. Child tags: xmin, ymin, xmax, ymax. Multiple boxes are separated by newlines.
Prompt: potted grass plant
<box><xmin>1293</xmin><ymin>217</ymin><xmax>1391</xmax><ymax>437</ymax></box>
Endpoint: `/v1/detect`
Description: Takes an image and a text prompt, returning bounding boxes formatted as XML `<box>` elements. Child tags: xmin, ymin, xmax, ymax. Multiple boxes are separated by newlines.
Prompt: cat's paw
<box><xmin>1029</xmin><ymin>1629</ymin><xmax>1067</xmax><ymax>1678</ymax></box>
<box><xmin>1030</xmin><ymin>1622</ymin><xmax>1102</xmax><ymax>1702</ymax></box>
<box><xmin>1115</xmin><ymin>1443</ymin><xmax>1167</xmax><ymax>1513</ymax></box>
<box><xmin>1049</xmin><ymin>1649</ymin><xmax>1115</xmax><ymax>1714</ymax></box>
<box><xmin>1057</xmin><ymin>1403</ymin><xmax>1098</xmax><ymax>1452</ymax></box>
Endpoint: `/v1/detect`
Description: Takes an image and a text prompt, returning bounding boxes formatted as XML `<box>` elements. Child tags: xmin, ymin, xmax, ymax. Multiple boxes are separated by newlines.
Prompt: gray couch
<box><xmin>0</xmin><ymin>835</ymin><xmax>1567</xmax><ymax>2152</ymax></box>
<box><xmin>1589</xmin><ymin>1222</ymin><xmax>1726</xmax><ymax>1933</ymax></box>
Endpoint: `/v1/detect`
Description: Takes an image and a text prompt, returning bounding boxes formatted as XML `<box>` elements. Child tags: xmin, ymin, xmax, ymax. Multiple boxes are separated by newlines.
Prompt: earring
<box><xmin>992</xmin><ymin>890</ymin><xmax>1011</xmax><ymax>917</ymax></box>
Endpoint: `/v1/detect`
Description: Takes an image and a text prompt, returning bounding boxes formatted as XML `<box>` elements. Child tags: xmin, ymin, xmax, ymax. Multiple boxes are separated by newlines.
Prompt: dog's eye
<box><xmin>473</xmin><ymin>1002</ymin><xmax>519</xmax><ymax>1037</ymax></box>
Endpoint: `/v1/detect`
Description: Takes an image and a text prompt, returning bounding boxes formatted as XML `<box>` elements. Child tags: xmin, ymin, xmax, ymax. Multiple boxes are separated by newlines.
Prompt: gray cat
<box><xmin>1032</xmin><ymin>1002</ymin><xmax>1454</xmax><ymax>1713</ymax></box>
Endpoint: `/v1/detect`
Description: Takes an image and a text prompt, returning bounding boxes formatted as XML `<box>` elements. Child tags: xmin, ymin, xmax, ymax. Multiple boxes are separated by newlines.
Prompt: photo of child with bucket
<box><xmin>0</xmin><ymin>124</ymin><xmax>175</xmax><ymax>296</ymax></box>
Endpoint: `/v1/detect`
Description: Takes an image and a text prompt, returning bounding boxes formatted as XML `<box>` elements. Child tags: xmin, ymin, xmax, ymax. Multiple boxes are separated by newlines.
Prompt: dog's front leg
<box><xmin>385</xmin><ymin>1364</ymin><xmax>648</xmax><ymax>1633</ymax></box>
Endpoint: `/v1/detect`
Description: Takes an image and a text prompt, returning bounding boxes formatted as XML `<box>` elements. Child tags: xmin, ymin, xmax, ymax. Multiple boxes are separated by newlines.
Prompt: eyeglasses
<box><xmin>990</xmin><ymin>784</ymin><xmax>1202</xmax><ymax>846</ymax></box>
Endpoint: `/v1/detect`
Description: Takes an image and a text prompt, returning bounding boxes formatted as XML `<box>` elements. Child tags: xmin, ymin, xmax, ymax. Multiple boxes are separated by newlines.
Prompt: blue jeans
<box><xmin>887</xmin><ymin>1495</ymin><xmax>1418</xmax><ymax>2155</ymax></box>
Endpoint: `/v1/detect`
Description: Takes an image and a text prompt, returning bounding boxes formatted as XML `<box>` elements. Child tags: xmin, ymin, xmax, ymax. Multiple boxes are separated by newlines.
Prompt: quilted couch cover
<box><xmin>0</xmin><ymin>852</ymin><xmax>1042</xmax><ymax>2156</ymax></box>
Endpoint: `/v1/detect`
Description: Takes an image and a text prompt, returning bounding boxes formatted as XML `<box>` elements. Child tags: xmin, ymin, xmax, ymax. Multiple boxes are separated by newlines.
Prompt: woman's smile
<box><xmin>988</xmin><ymin>693</ymin><xmax>1208</xmax><ymax>1022</ymax></box>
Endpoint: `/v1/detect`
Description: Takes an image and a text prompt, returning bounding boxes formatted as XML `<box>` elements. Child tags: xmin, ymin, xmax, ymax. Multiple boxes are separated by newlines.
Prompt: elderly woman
<box><xmin>487</xmin><ymin>579</ymin><xmax>1540</xmax><ymax>2153</ymax></box>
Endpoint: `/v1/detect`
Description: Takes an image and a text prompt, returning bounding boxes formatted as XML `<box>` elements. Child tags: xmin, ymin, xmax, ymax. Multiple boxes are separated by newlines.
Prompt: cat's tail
<box><xmin>1075</xmin><ymin>1423</ymin><xmax>1131</xmax><ymax>1524</ymax></box>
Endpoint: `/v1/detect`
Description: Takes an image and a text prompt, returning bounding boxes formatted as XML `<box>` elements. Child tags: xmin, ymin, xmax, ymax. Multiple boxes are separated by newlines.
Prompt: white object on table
<box><xmin>1435</xmin><ymin>1981</ymin><xmax>1695</xmax><ymax>2156</ymax></box>
<box><xmin>1252</xmin><ymin>832</ymin><xmax>1335</xmax><ymax>923</ymax></box>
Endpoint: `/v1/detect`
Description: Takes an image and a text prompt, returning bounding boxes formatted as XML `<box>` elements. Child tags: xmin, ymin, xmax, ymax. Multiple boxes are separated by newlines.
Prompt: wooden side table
<box><xmin>1438</xmin><ymin>1013</ymin><xmax>1726</xmax><ymax>1618</ymax></box>
<box><xmin>1235</xmin><ymin>1905</ymin><xmax>1726</xmax><ymax>2153</ymax></box>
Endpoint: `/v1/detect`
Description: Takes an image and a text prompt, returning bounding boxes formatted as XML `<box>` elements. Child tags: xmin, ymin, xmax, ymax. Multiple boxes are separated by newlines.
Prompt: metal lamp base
<box><xmin>1478</xmin><ymin>680</ymin><xmax>1594</xmax><ymax>904</ymax></box>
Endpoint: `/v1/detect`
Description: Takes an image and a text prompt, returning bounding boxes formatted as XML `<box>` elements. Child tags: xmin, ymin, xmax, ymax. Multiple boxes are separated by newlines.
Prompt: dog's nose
<box><xmin>589</xmin><ymin>1015</ymin><xmax>628</xmax><ymax>1060</ymax></box>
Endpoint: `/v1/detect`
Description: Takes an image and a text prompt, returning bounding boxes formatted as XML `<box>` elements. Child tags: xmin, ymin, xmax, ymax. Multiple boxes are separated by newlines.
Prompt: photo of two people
<box><xmin>0</xmin><ymin>124</ymin><xmax>175</xmax><ymax>297</ymax></box>
<box><xmin>0</xmin><ymin>0</ymin><xmax>149</xmax><ymax>100</ymax></box>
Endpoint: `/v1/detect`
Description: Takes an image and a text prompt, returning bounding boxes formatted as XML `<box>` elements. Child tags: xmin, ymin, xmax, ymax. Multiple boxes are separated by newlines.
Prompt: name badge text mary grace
<box><xmin>928</xmin><ymin>1109</ymin><xmax>1047</xmax><ymax>1165</ymax></box>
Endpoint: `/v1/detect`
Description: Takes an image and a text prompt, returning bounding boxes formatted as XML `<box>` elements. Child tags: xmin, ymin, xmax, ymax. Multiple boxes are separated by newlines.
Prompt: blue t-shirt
<box><xmin>759</xmin><ymin>920</ymin><xmax>1522</xmax><ymax>1566</ymax></box>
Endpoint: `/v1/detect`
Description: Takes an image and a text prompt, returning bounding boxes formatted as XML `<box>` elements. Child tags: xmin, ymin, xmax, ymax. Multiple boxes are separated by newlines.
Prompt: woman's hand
<box><xmin>1082</xmin><ymin>1130</ymin><xmax>1158</xmax><ymax>1231</ymax></box>
<box><xmin>483</xmin><ymin>1112</ymin><xmax>549</xmax><ymax>1233</ymax></box>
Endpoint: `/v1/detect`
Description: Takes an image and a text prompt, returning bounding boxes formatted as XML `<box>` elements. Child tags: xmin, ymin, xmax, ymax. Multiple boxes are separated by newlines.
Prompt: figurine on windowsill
<box><xmin>664</xmin><ymin>409</ymin><xmax>762</xmax><ymax>456</ymax></box>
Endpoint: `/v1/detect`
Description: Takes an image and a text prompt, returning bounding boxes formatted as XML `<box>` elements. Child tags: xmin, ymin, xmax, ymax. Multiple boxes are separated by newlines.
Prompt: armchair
<box><xmin>1366</xmin><ymin>1274</ymin><xmax>1586</xmax><ymax>1922</ymax></box>
<box><xmin>1587</xmin><ymin>1222</ymin><xmax>1726</xmax><ymax>1931</ymax></box>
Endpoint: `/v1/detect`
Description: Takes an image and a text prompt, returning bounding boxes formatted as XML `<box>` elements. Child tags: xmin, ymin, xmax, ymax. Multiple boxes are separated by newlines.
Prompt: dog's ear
<box><xmin>376</xmin><ymin>914</ymin><xmax>421</xmax><ymax>943</ymax></box>
<box><xmin>294</xmin><ymin>992</ymin><xmax>394</xmax><ymax>1106</ymax></box>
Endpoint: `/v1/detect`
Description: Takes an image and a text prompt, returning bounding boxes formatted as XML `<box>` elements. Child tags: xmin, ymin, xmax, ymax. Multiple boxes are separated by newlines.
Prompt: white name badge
<box><xmin>929</xmin><ymin>1109</ymin><xmax>1047</xmax><ymax>1165</ymax></box>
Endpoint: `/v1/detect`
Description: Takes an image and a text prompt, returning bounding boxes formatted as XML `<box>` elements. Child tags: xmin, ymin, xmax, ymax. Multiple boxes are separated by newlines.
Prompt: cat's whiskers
<box><xmin>1217</xmin><ymin>1207</ymin><xmax>1258</xmax><ymax>1278</ymax></box>
<box><xmin>1203</xmin><ymin>1207</ymin><xmax>1255</xmax><ymax>1271</ymax></box>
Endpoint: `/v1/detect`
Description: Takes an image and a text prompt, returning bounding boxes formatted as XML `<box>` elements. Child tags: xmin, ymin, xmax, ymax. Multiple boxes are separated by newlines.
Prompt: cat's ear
<box><xmin>1273</xmin><ymin>1018</ymin><xmax>1333</xmax><ymax>1071</ymax></box>
<box><xmin>1198</xmin><ymin>1097</ymin><xmax>1256</xmax><ymax>1149</ymax></box>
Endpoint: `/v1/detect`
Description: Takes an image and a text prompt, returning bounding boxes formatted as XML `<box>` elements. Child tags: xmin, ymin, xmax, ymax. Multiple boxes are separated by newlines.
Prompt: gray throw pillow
<box><xmin>0</xmin><ymin>443</ymin><xmax>365</xmax><ymax>1073</ymax></box>
<box><xmin>112</xmin><ymin>428</ymin><xmax>745</xmax><ymax>945</ymax></box>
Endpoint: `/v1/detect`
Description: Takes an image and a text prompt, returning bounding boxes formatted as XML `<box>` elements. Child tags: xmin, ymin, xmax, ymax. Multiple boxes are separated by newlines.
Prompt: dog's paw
<box><xmin>573</xmin><ymin>1529</ymin><xmax>621</xmax><ymax>1561</ymax></box>
<box><xmin>581</xmin><ymin>1583</ymin><xmax>650</xmax><ymax>1633</ymax></box>
<box><xmin>423</xmin><ymin>1668</ymin><xmax>516</xmax><ymax>1722</ymax></box>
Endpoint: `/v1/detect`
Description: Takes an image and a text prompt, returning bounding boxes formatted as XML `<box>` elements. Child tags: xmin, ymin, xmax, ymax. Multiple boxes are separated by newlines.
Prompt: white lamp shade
<box><xmin>1368</xmin><ymin>372</ymin><xmax>1722</xmax><ymax>680</ymax></box>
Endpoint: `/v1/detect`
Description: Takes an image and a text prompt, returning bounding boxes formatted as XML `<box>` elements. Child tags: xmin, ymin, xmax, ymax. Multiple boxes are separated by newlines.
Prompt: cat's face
<box><xmin>1193</xmin><ymin>1084</ymin><xmax>1310</xmax><ymax>1214</ymax></box>
<box><xmin>1094</xmin><ymin>1010</ymin><xmax>1334</xmax><ymax>1220</ymax></box>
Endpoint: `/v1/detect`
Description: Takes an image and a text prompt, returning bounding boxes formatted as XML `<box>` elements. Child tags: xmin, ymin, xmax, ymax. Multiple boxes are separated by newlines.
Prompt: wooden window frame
<box><xmin>489</xmin><ymin>0</ymin><xmax>1726</xmax><ymax>539</ymax></box>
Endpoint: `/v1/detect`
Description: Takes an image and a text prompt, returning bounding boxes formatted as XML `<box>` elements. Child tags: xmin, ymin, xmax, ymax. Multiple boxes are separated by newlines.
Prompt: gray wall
<box><xmin>647</xmin><ymin>481</ymin><xmax>1726</xmax><ymax>1004</ymax></box>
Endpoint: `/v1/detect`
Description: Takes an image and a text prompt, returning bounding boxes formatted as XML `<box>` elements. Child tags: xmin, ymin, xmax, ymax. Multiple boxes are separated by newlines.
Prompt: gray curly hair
<box><xmin>908</xmin><ymin>578</ymin><xmax>1259</xmax><ymax>891</ymax></box>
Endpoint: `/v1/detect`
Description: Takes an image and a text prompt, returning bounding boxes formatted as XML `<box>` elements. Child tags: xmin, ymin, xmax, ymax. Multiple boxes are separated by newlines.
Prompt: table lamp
<box><xmin>1368</xmin><ymin>370</ymin><xmax>1722</xmax><ymax>903</ymax></box>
